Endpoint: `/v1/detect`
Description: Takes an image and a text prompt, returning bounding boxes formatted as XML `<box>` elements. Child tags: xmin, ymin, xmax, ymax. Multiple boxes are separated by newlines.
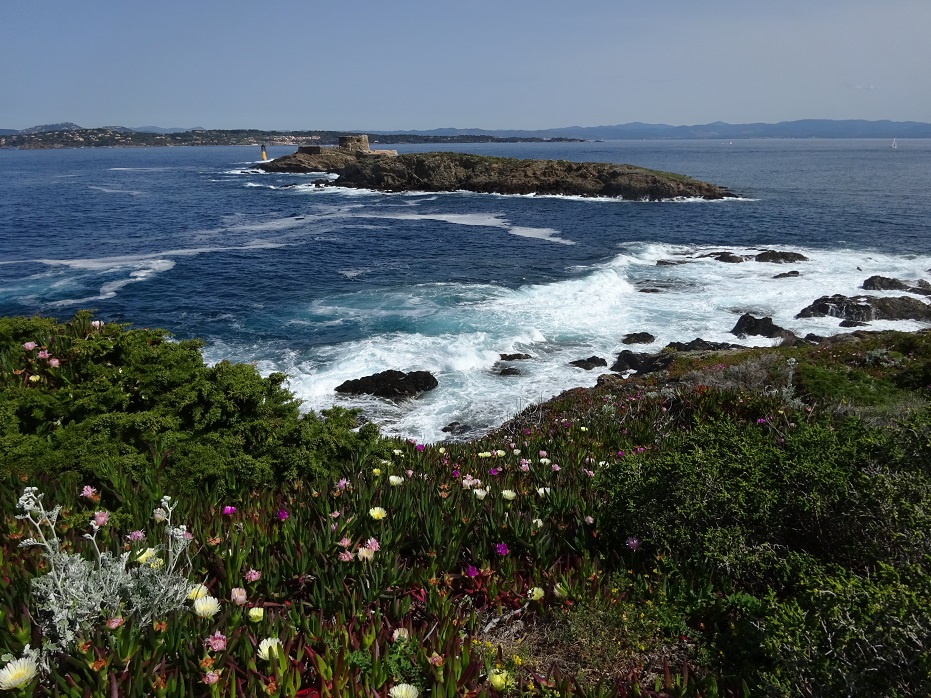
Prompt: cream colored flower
<box><xmin>501</xmin><ymin>489</ymin><xmax>517</xmax><ymax>501</ymax></box>
<box><xmin>392</xmin><ymin>628</ymin><xmax>409</xmax><ymax>641</ymax></box>
<box><xmin>388</xmin><ymin>475</ymin><xmax>404</xmax><ymax>486</ymax></box>
<box><xmin>388</xmin><ymin>683</ymin><xmax>420</xmax><ymax>698</ymax></box>
<box><xmin>187</xmin><ymin>583</ymin><xmax>209</xmax><ymax>600</ymax></box>
<box><xmin>193</xmin><ymin>595</ymin><xmax>221</xmax><ymax>618</ymax></box>
<box><xmin>528</xmin><ymin>587</ymin><xmax>544</xmax><ymax>601</ymax></box>
<box><xmin>369</xmin><ymin>507</ymin><xmax>387</xmax><ymax>520</ymax></box>
<box><xmin>257</xmin><ymin>637</ymin><xmax>281</xmax><ymax>661</ymax></box>
<box><xmin>536</xmin><ymin>487</ymin><xmax>550</xmax><ymax>497</ymax></box>
<box><xmin>358</xmin><ymin>546</ymin><xmax>374</xmax><ymax>561</ymax></box>
<box><xmin>392</xmin><ymin>449</ymin><xmax>403</xmax><ymax>456</ymax></box>
<box><xmin>438</xmin><ymin>447</ymin><xmax>446</xmax><ymax>454</ymax></box>
<box><xmin>532</xmin><ymin>518</ymin><xmax>544</xmax><ymax>528</ymax></box>
<box><xmin>553</xmin><ymin>582</ymin><xmax>568</xmax><ymax>598</ymax></box>
<box><xmin>248</xmin><ymin>607</ymin><xmax>265</xmax><ymax>622</ymax></box>
<box><xmin>473</xmin><ymin>488</ymin><xmax>487</xmax><ymax>500</ymax></box>
<box><xmin>495</xmin><ymin>450</ymin><xmax>506</xmax><ymax>457</ymax></box>
<box><xmin>0</xmin><ymin>655</ymin><xmax>38</xmax><ymax>690</ymax></box>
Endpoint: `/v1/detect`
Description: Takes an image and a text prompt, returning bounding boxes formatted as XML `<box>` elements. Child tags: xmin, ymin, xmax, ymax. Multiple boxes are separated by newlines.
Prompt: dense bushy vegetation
<box><xmin>1</xmin><ymin>314</ymin><xmax>929</xmax><ymax>696</ymax></box>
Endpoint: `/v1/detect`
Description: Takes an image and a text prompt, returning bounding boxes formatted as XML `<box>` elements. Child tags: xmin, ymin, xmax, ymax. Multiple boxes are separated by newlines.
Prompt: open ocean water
<box><xmin>2</xmin><ymin>139</ymin><xmax>930</xmax><ymax>441</ymax></box>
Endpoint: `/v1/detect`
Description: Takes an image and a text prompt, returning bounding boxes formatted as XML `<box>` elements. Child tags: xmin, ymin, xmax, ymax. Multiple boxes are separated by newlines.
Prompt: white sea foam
<box><xmin>88</xmin><ymin>185</ymin><xmax>144</xmax><ymax>196</ymax></box>
<box><xmin>233</xmin><ymin>241</ymin><xmax>931</xmax><ymax>443</ymax></box>
<box><xmin>347</xmin><ymin>211</ymin><xmax>574</xmax><ymax>245</ymax></box>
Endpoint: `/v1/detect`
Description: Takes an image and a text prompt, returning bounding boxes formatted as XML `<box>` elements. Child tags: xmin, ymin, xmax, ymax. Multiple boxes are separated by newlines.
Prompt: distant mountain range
<box><xmin>2</xmin><ymin>119</ymin><xmax>929</xmax><ymax>141</ymax></box>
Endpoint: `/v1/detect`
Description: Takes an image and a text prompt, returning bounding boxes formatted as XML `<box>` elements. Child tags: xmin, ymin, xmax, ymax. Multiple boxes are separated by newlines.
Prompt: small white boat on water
<box><xmin>891</xmin><ymin>138</ymin><xmax>897</xmax><ymax>149</ymax></box>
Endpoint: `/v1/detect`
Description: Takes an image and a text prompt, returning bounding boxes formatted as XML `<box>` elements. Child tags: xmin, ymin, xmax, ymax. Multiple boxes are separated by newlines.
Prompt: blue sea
<box><xmin>2</xmin><ymin>139</ymin><xmax>930</xmax><ymax>441</ymax></box>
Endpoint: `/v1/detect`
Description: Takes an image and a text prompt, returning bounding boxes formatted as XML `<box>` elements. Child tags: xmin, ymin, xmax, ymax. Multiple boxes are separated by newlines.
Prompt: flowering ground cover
<box><xmin>1</xmin><ymin>314</ymin><xmax>930</xmax><ymax>696</ymax></box>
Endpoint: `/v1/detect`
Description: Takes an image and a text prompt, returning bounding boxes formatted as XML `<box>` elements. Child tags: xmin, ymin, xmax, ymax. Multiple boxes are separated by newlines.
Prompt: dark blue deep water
<box><xmin>2</xmin><ymin>140</ymin><xmax>930</xmax><ymax>439</ymax></box>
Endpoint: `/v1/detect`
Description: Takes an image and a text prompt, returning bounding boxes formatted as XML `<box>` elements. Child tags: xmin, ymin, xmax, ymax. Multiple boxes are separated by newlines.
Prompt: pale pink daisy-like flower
<box><xmin>358</xmin><ymin>546</ymin><xmax>375</xmax><ymax>561</ymax></box>
<box><xmin>92</xmin><ymin>511</ymin><xmax>109</xmax><ymax>527</ymax></box>
<box><xmin>22</xmin><ymin>341</ymin><xmax>37</xmax><ymax>351</ymax></box>
<box><xmin>244</xmin><ymin>569</ymin><xmax>261</xmax><ymax>583</ymax></box>
<box><xmin>48</xmin><ymin>358</ymin><xmax>60</xmax><ymax>368</ymax></box>
<box><xmin>203</xmin><ymin>671</ymin><xmax>220</xmax><ymax>685</ymax></box>
<box><xmin>37</xmin><ymin>350</ymin><xmax>49</xmax><ymax>360</ymax></box>
<box><xmin>339</xmin><ymin>550</ymin><xmax>353</xmax><ymax>562</ymax></box>
<box><xmin>80</xmin><ymin>485</ymin><xmax>97</xmax><ymax>499</ymax></box>
<box><xmin>330</xmin><ymin>510</ymin><xmax>340</xmax><ymax>518</ymax></box>
<box><xmin>91</xmin><ymin>320</ymin><xmax>103</xmax><ymax>330</ymax></box>
<box><xmin>230</xmin><ymin>587</ymin><xmax>247</xmax><ymax>605</ymax></box>
<box><xmin>365</xmin><ymin>537</ymin><xmax>380</xmax><ymax>551</ymax></box>
<box><xmin>551</xmin><ymin>463</ymin><xmax>561</xmax><ymax>472</ymax></box>
<box><xmin>338</xmin><ymin>537</ymin><xmax>351</xmax><ymax>548</ymax></box>
<box><xmin>336</xmin><ymin>478</ymin><xmax>349</xmax><ymax>490</ymax></box>
<box><xmin>205</xmin><ymin>631</ymin><xmax>227</xmax><ymax>652</ymax></box>
<box><xmin>125</xmin><ymin>530</ymin><xmax>145</xmax><ymax>542</ymax></box>
<box><xmin>106</xmin><ymin>616</ymin><xmax>124</xmax><ymax>629</ymax></box>
<box><xmin>520</xmin><ymin>462</ymin><xmax>530</xmax><ymax>472</ymax></box>
<box><xmin>539</xmin><ymin>450</ymin><xmax>548</xmax><ymax>458</ymax></box>
<box><xmin>584</xmin><ymin>516</ymin><xmax>594</xmax><ymax>524</ymax></box>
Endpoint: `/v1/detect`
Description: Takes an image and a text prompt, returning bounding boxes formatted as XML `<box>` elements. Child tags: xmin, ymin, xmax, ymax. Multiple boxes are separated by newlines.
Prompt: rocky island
<box><xmin>258</xmin><ymin>136</ymin><xmax>736</xmax><ymax>200</ymax></box>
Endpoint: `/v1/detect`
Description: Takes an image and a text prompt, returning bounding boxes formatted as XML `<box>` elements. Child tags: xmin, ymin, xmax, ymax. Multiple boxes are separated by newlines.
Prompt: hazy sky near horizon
<box><xmin>4</xmin><ymin>0</ymin><xmax>930</xmax><ymax>131</ymax></box>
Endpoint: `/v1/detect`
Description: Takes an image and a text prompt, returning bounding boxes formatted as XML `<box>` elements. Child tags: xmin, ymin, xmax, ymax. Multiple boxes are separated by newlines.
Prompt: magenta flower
<box><xmin>495</xmin><ymin>543</ymin><xmax>509</xmax><ymax>556</ymax></box>
<box><xmin>416</xmin><ymin>444</ymin><xmax>425</xmax><ymax>452</ymax></box>
<box><xmin>464</xmin><ymin>564</ymin><xmax>479</xmax><ymax>578</ymax></box>
<box><xmin>22</xmin><ymin>341</ymin><xmax>37</xmax><ymax>351</ymax></box>
<box><xmin>125</xmin><ymin>530</ymin><xmax>145</xmax><ymax>542</ymax></box>
<box><xmin>489</xmin><ymin>467</ymin><xmax>500</xmax><ymax>476</ymax></box>
<box><xmin>244</xmin><ymin>569</ymin><xmax>261</xmax><ymax>583</ymax></box>
<box><xmin>276</xmin><ymin>509</ymin><xmax>289</xmax><ymax>521</ymax></box>
<box><xmin>451</xmin><ymin>469</ymin><xmax>460</xmax><ymax>478</ymax></box>
<box><xmin>92</xmin><ymin>511</ymin><xmax>109</xmax><ymax>528</ymax></box>
<box><xmin>205</xmin><ymin>631</ymin><xmax>228</xmax><ymax>652</ymax></box>
<box><xmin>222</xmin><ymin>506</ymin><xmax>236</xmax><ymax>515</ymax></box>
<box><xmin>626</xmin><ymin>536</ymin><xmax>641</xmax><ymax>551</ymax></box>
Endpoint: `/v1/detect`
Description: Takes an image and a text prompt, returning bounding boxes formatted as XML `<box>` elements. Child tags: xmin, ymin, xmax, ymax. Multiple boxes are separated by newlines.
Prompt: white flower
<box><xmin>537</xmin><ymin>487</ymin><xmax>551</xmax><ymax>497</ymax></box>
<box><xmin>193</xmin><ymin>595</ymin><xmax>221</xmax><ymax>618</ymax></box>
<box><xmin>392</xmin><ymin>628</ymin><xmax>410</xmax><ymax>641</ymax></box>
<box><xmin>369</xmin><ymin>507</ymin><xmax>387</xmax><ymax>520</ymax></box>
<box><xmin>0</xmin><ymin>654</ymin><xmax>38</xmax><ymax>690</ymax></box>
<box><xmin>187</xmin><ymin>583</ymin><xmax>209</xmax><ymax>600</ymax></box>
<box><xmin>539</xmin><ymin>458</ymin><xmax>551</xmax><ymax>466</ymax></box>
<box><xmin>473</xmin><ymin>488</ymin><xmax>487</xmax><ymax>500</ymax></box>
<box><xmin>495</xmin><ymin>450</ymin><xmax>506</xmax><ymax>457</ymax></box>
<box><xmin>152</xmin><ymin>507</ymin><xmax>167</xmax><ymax>522</ymax></box>
<box><xmin>248</xmin><ymin>607</ymin><xmax>264</xmax><ymax>622</ymax></box>
<box><xmin>392</xmin><ymin>449</ymin><xmax>403</xmax><ymax>456</ymax></box>
<box><xmin>257</xmin><ymin>637</ymin><xmax>281</xmax><ymax>661</ymax></box>
<box><xmin>389</xmin><ymin>683</ymin><xmax>420</xmax><ymax>698</ymax></box>
<box><xmin>388</xmin><ymin>475</ymin><xmax>404</xmax><ymax>486</ymax></box>
<box><xmin>501</xmin><ymin>489</ymin><xmax>517</xmax><ymax>501</ymax></box>
<box><xmin>358</xmin><ymin>546</ymin><xmax>375</xmax><ymax>561</ymax></box>
<box><xmin>532</xmin><ymin>518</ymin><xmax>544</xmax><ymax>528</ymax></box>
<box><xmin>553</xmin><ymin>582</ymin><xmax>568</xmax><ymax>598</ymax></box>
<box><xmin>512</xmin><ymin>449</ymin><xmax>521</xmax><ymax>455</ymax></box>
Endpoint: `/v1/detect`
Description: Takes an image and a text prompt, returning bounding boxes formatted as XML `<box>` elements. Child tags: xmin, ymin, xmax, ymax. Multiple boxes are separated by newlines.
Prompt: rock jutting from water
<box><xmin>258</xmin><ymin>146</ymin><xmax>738</xmax><ymax>200</ymax></box>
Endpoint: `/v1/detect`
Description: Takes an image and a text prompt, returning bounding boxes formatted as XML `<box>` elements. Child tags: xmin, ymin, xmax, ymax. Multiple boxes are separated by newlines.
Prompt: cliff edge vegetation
<box><xmin>258</xmin><ymin>150</ymin><xmax>736</xmax><ymax>200</ymax></box>
<box><xmin>1</xmin><ymin>312</ymin><xmax>929</xmax><ymax>696</ymax></box>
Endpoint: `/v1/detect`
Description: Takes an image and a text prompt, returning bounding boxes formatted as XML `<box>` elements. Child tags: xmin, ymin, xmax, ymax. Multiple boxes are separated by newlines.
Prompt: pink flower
<box><xmin>222</xmin><ymin>506</ymin><xmax>236</xmax><ymax>515</ymax></box>
<box><xmin>338</xmin><ymin>537</ymin><xmax>351</xmax><ymax>548</ymax></box>
<box><xmin>365</xmin><ymin>537</ymin><xmax>380</xmax><ymax>552</ymax></box>
<box><xmin>203</xmin><ymin>671</ymin><xmax>220</xmax><ymax>685</ymax></box>
<box><xmin>93</xmin><ymin>511</ymin><xmax>109</xmax><ymax>527</ymax></box>
<box><xmin>80</xmin><ymin>485</ymin><xmax>97</xmax><ymax>499</ymax></box>
<box><xmin>125</xmin><ymin>530</ymin><xmax>145</xmax><ymax>542</ymax></box>
<box><xmin>406</xmin><ymin>469</ymin><xmax>413</xmax><ymax>477</ymax></box>
<box><xmin>416</xmin><ymin>444</ymin><xmax>425</xmax><ymax>452</ymax></box>
<box><xmin>48</xmin><ymin>358</ymin><xmax>60</xmax><ymax>368</ymax></box>
<box><xmin>329</xmin><ymin>511</ymin><xmax>340</xmax><ymax>518</ymax></box>
<box><xmin>91</xmin><ymin>320</ymin><xmax>103</xmax><ymax>330</ymax></box>
<box><xmin>626</xmin><ymin>536</ymin><xmax>641</xmax><ymax>551</ymax></box>
<box><xmin>230</xmin><ymin>587</ymin><xmax>247</xmax><ymax>605</ymax></box>
<box><xmin>551</xmin><ymin>464</ymin><xmax>561</xmax><ymax>472</ymax></box>
<box><xmin>106</xmin><ymin>616</ymin><xmax>124</xmax><ymax>629</ymax></box>
<box><xmin>37</xmin><ymin>350</ymin><xmax>49</xmax><ymax>359</ymax></box>
<box><xmin>205</xmin><ymin>631</ymin><xmax>228</xmax><ymax>652</ymax></box>
<box><xmin>338</xmin><ymin>550</ymin><xmax>353</xmax><ymax>562</ymax></box>
<box><xmin>583</xmin><ymin>469</ymin><xmax>595</xmax><ymax>477</ymax></box>
<box><xmin>276</xmin><ymin>509</ymin><xmax>288</xmax><ymax>521</ymax></box>
<box><xmin>495</xmin><ymin>542</ymin><xmax>509</xmax><ymax>556</ymax></box>
<box><xmin>520</xmin><ymin>462</ymin><xmax>530</xmax><ymax>472</ymax></box>
<box><xmin>22</xmin><ymin>341</ymin><xmax>37</xmax><ymax>351</ymax></box>
<box><xmin>584</xmin><ymin>516</ymin><xmax>594</xmax><ymax>524</ymax></box>
<box><xmin>464</xmin><ymin>565</ymin><xmax>479</xmax><ymax>578</ymax></box>
<box><xmin>539</xmin><ymin>450</ymin><xmax>547</xmax><ymax>458</ymax></box>
<box><xmin>244</xmin><ymin>569</ymin><xmax>261</xmax><ymax>583</ymax></box>
<box><xmin>336</xmin><ymin>478</ymin><xmax>348</xmax><ymax>490</ymax></box>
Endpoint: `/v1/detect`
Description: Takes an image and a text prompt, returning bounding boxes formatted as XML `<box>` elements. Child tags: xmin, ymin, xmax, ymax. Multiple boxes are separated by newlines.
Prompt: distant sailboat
<box><xmin>891</xmin><ymin>138</ymin><xmax>897</xmax><ymax>149</ymax></box>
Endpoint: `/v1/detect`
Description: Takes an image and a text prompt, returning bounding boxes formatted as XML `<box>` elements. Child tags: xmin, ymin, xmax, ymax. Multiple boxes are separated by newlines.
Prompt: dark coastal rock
<box><xmin>755</xmin><ymin>250</ymin><xmax>809</xmax><ymax>264</ymax></box>
<box><xmin>702</xmin><ymin>252</ymin><xmax>747</xmax><ymax>264</ymax></box>
<box><xmin>499</xmin><ymin>366</ymin><xmax>522</xmax><ymax>376</ymax></box>
<box><xmin>730</xmin><ymin>314</ymin><xmax>794</xmax><ymax>340</ymax></box>
<box><xmin>441</xmin><ymin>421</ymin><xmax>472</xmax><ymax>436</ymax></box>
<box><xmin>664</xmin><ymin>338</ymin><xmax>744</xmax><ymax>352</ymax></box>
<box><xmin>334</xmin><ymin>369</ymin><xmax>438</xmax><ymax>398</ymax></box>
<box><xmin>500</xmin><ymin>352</ymin><xmax>532</xmax><ymax>361</ymax></box>
<box><xmin>622</xmin><ymin>332</ymin><xmax>656</xmax><ymax>345</ymax></box>
<box><xmin>774</xmin><ymin>271</ymin><xmax>800</xmax><ymax>279</ymax></box>
<box><xmin>638</xmin><ymin>288</ymin><xmax>662</xmax><ymax>293</ymax></box>
<box><xmin>917</xmin><ymin>280</ymin><xmax>931</xmax><ymax>290</ymax></box>
<box><xmin>259</xmin><ymin>151</ymin><xmax>737</xmax><ymax>200</ymax></box>
<box><xmin>862</xmin><ymin>275</ymin><xmax>910</xmax><ymax>291</ymax></box>
<box><xmin>569</xmin><ymin>356</ymin><xmax>607</xmax><ymax>370</ymax></box>
<box><xmin>656</xmin><ymin>259</ymin><xmax>686</xmax><ymax>266</ymax></box>
<box><xmin>840</xmin><ymin>320</ymin><xmax>870</xmax><ymax>327</ymax></box>
<box><xmin>610</xmin><ymin>350</ymin><xmax>672</xmax><ymax>376</ymax></box>
<box><xmin>796</xmin><ymin>295</ymin><xmax>931</xmax><ymax>322</ymax></box>
<box><xmin>804</xmin><ymin>333</ymin><xmax>826</xmax><ymax>343</ymax></box>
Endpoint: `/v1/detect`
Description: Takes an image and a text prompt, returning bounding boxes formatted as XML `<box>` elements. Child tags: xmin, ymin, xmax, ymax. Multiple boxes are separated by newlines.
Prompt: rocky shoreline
<box><xmin>258</xmin><ymin>149</ymin><xmax>737</xmax><ymax>200</ymax></box>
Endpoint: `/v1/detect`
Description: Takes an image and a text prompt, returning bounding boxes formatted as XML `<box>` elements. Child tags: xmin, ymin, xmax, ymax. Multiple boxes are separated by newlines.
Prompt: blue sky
<box><xmin>4</xmin><ymin>0</ymin><xmax>930</xmax><ymax>130</ymax></box>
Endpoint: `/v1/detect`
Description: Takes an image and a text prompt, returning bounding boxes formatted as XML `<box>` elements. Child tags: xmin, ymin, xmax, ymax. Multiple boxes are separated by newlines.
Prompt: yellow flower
<box><xmin>257</xmin><ymin>637</ymin><xmax>281</xmax><ymax>661</ymax></box>
<box><xmin>372</xmin><ymin>468</ymin><xmax>382</xmax><ymax>476</ymax></box>
<box><xmin>369</xmin><ymin>507</ymin><xmax>387</xmax><ymax>520</ymax></box>
<box><xmin>528</xmin><ymin>587</ymin><xmax>544</xmax><ymax>601</ymax></box>
<box><xmin>0</xmin><ymin>655</ymin><xmax>39</xmax><ymax>690</ymax></box>
<box><xmin>488</xmin><ymin>669</ymin><xmax>511</xmax><ymax>691</ymax></box>
<box><xmin>193</xmin><ymin>596</ymin><xmax>221</xmax><ymax>618</ymax></box>
<box><xmin>148</xmin><ymin>557</ymin><xmax>164</xmax><ymax>569</ymax></box>
<box><xmin>495</xmin><ymin>450</ymin><xmax>506</xmax><ymax>457</ymax></box>
<box><xmin>187</xmin><ymin>583</ymin><xmax>209</xmax><ymax>600</ymax></box>
<box><xmin>248</xmin><ymin>607</ymin><xmax>264</xmax><ymax>622</ymax></box>
<box><xmin>438</xmin><ymin>447</ymin><xmax>446</xmax><ymax>454</ymax></box>
<box><xmin>136</xmin><ymin>547</ymin><xmax>157</xmax><ymax>564</ymax></box>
